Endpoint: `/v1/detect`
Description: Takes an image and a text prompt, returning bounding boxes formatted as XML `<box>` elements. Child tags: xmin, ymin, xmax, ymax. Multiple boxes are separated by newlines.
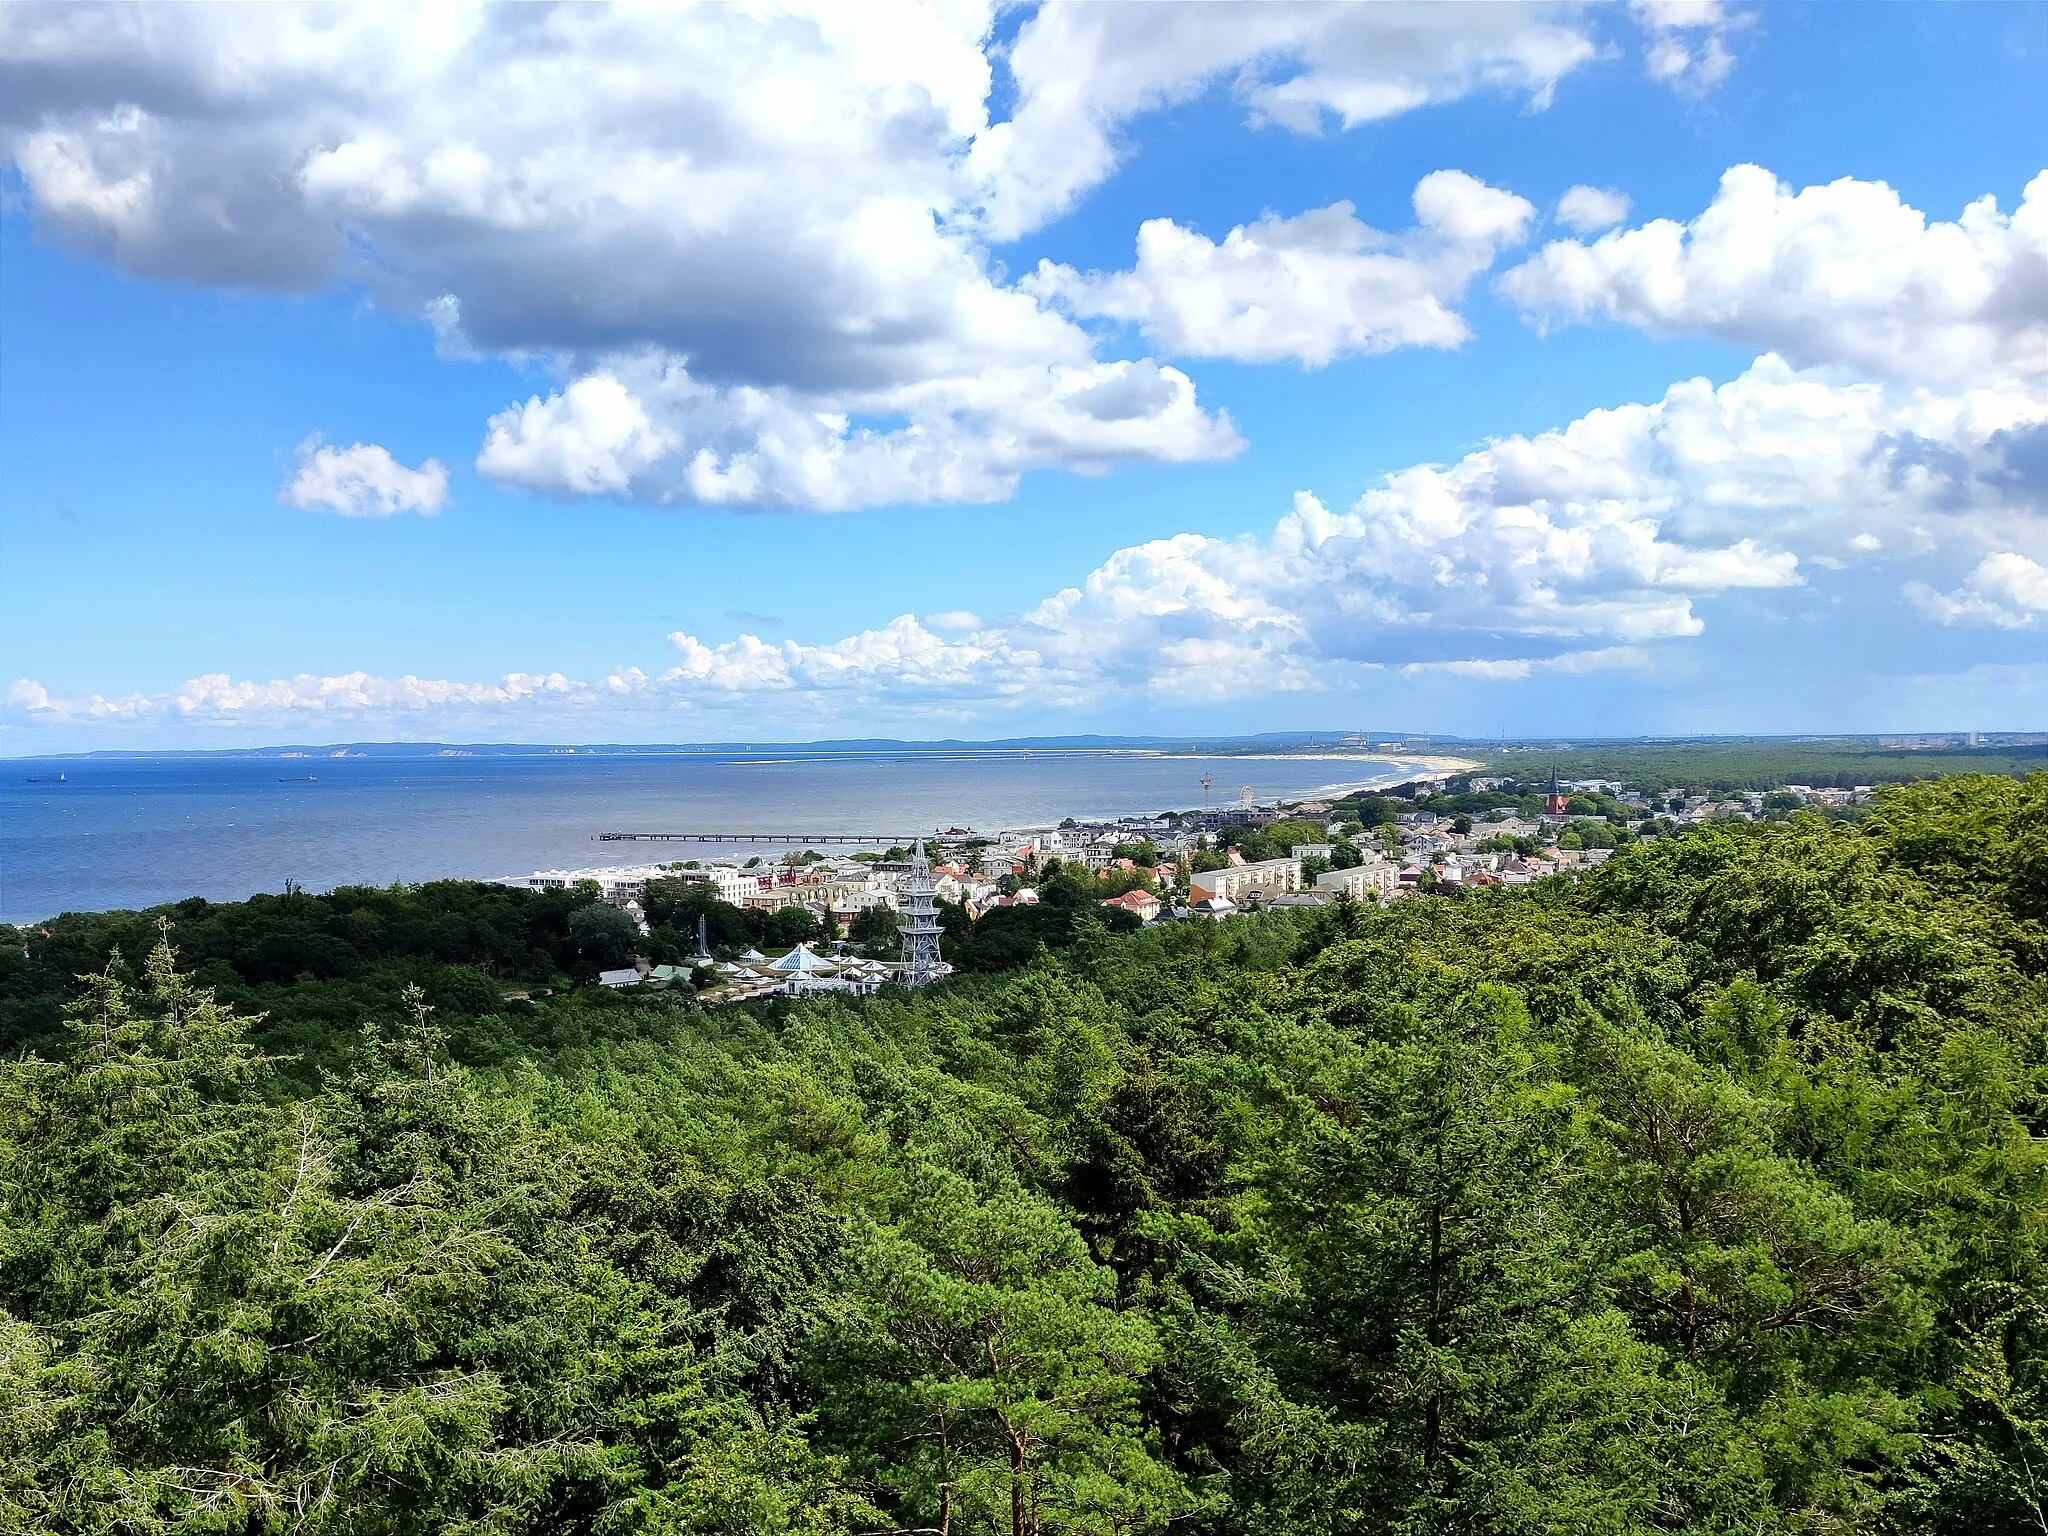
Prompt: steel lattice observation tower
<box><xmin>896</xmin><ymin>839</ymin><xmax>949</xmax><ymax>986</ymax></box>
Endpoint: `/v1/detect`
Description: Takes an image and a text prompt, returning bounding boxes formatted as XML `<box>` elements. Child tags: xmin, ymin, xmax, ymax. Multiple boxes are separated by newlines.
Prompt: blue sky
<box><xmin>3</xmin><ymin>1</ymin><xmax>2045</xmax><ymax>751</ymax></box>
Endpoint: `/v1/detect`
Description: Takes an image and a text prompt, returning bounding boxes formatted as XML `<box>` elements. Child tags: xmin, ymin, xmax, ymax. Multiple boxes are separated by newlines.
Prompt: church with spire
<box><xmin>1545</xmin><ymin>766</ymin><xmax>1570</xmax><ymax>817</ymax></box>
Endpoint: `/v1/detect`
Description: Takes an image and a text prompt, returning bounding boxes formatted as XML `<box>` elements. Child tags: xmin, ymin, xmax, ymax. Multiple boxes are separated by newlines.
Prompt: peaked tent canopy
<box><xmin>766</xmin><ymin>943</ymin><xmax>833</xmax><ymax>973</ymax></box>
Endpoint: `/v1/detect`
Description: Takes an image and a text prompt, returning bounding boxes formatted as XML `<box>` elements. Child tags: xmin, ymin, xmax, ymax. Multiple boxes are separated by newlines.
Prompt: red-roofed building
<box><xmin>1100</xmin><ymin>889</ymin><xmax>1162</xmax><ymax>923</ymax></box>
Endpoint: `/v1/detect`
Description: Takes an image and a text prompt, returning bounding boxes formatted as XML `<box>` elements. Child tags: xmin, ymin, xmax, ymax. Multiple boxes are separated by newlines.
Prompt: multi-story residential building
<box><xmin>1314</xmin><ymin>861</ymin><xmax>1400</xmax><ymax>902</ymax></box>
<box><xmin>1077</xmin><ymin>837</ymin><xmax>1124</xmax><ymax>872</ymax></box>
<box><xmin>512</xmin><ymin>865</ymin><xmax>673</xmax><ymax>904</ymax></box>
<box><xmin>699</xmin><ymin>864</ymin><xmax>763</xmax><ymax>904</ymax></box>
<box><xmin>1189</xmin><ymin>857</ymin><xmax>1301</xmax><ymax>907</ymax></box>
<box><xmin>1053</xmin><ymin>827</ymin><xmax>1102</xmax><ymax>856</ymax></box>
<box><xmin>742</xmin><ymin>876</ymin><xmax>890</xmax><ymax>913</ymax></box>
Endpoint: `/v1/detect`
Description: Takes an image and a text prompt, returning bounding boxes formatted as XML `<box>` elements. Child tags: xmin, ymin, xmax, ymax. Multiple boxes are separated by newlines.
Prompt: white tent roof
<box><xmin>738</xmin><ymin>948</ymin><xmax>767</xmax><ymax>962</ymax></box>
<box><xmin>766</xmin><ymin>943</ymin><xmax>832</xmax><ymax>973</ymax></box>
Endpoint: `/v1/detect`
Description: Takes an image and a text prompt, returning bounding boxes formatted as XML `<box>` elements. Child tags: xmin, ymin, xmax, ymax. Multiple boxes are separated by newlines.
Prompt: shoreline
<box><xmin>4</xmin><ymin>754</ymin><xmax>1485</xmax><ymax>923</ymax></box>
<box><xmin>1292</xmin><ymin>754</ymin><xmax>1483</xmax><ymax>803</ymax></box>
<box><xmin>991</xmin><ymin>755</ymin><xmax>1482</xmax><ymax>835</ymax></box>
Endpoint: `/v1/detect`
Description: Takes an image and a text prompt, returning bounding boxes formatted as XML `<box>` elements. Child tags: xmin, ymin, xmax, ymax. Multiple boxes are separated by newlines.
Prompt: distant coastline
<box><xmin>2</xmin><ymin>750</ymin><xmax>1421</xmax><ymax>924</ymax></box>
<box><xmin>1159</xmin><ymin>750</ymin><xmax>1483</xmax><ymax>770</ymax></box>
<box><xmin>5</xmin><ymin>734</ymin><xmax>1425</xmax><ymax>763</ymax></box>
<box><xmin>12</xmin><ymin>730</ymin><xmax>2036</xmax><ymax>766</ymax></box>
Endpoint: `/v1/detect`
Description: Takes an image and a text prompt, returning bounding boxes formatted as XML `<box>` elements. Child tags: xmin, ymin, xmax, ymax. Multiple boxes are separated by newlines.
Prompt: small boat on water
<box><xmin>278</xmin><ymin>775</ymin><xmax>318</xmax><ymax>783</ymax></box>
<box><xmin>26</xmin><ymin>773</ymin><xmax>66</xmax><ymax>783</ymax></box>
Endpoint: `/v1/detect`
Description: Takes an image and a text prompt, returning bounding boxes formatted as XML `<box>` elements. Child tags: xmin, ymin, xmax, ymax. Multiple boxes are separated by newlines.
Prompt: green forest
<box><xmin>1467</xmin><ymin>739</ymin><xmax>2048</xmax><ymax>795</ymax></box>
<box><xmin>3</xmin><ymin>772</ymin><xmax>2045</xmax><ymax>1533</ymax></box>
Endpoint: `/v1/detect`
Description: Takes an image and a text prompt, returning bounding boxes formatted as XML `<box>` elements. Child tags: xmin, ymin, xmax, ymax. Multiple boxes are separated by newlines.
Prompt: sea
<box><xmin>1</xmin><ymin>750</ymin><xmax>1412</xmax><ymax>924</ymax></box>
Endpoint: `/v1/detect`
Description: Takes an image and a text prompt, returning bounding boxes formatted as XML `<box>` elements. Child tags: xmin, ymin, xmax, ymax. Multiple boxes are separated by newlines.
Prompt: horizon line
<box><xmin>5</xmin><ymin>728</ymin><xmax>2040</xmax><ymax>763</ymax></box>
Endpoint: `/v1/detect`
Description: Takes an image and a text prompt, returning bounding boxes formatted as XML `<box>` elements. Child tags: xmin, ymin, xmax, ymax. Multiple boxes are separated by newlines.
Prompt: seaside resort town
<box><xmin>493</xmin><ymin>760</ymin><xmax>1871</xmax><ymax>1003</ymax></box>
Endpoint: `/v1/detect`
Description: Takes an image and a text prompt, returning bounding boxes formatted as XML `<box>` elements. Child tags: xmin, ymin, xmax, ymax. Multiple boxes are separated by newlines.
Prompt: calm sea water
<box><xmin>1</xmin><ymin>751</ymin><xmax>1404</xmax><ymax>923</ymax></box>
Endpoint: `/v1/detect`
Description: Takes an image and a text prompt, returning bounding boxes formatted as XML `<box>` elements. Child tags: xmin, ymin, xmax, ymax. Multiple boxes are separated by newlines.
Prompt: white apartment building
<box><xmin>696</xmin><ymin>864</ymin><xmax>763</xmax><ymax>904</ymax></box>
<box><xmin>510</xmin><ymin>864</ymin><xmax>672</xmax><ymax>904</ymax></box>
<box><xmin>1315</xmin><ymin>861</ymin><xmax>1400</xmax><ymax>902</ymax></box>
<box><xmin>1189</xmin><ymin>857</ymin><xmax>1301</xmax><ymax>907</ymax></box>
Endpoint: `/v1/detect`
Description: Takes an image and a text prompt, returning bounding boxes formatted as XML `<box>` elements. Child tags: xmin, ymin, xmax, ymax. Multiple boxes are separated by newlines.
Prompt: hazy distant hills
<box><xmin>19</xmin><ymin>733</ymin><xmax>1415</xmax><ymax>760</ymax></box>
<box><xmin>13</xmin><ymin>730</ymin><xmax>2045</xmax><ymax>762</ymax></box>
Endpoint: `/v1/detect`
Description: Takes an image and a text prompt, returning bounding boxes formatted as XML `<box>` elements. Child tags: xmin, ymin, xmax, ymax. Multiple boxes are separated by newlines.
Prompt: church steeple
<box><xmin>1545</xmin><ymin>765</ymin><xmax>1568</xmax><ymax>817</ymax></box>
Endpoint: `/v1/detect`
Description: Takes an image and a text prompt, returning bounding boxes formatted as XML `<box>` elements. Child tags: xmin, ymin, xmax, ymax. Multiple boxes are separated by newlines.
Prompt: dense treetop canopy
<box><xmin>2</xmin><ymin>774</ymin><xmax>2044</xmax><ymax>1533</ymax></box>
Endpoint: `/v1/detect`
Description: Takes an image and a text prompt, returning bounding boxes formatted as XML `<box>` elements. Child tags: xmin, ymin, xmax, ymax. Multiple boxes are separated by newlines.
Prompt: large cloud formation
<box><xmin>0</xmin><ymin>1</ymin><xmax>1679</xmax><ymax>511</ymax></box>
<box><xmin>1027</xmin><ymin>171</ymin><xmax>1535</xmax><ymax>367</ymax></box>
<box><xmin>18</xmin><ymin>352</ymin><xmax>2042</xmax><ymax>735</ymax></box>
<box><xmin>8</xmin><ymin>7</ymin><xmax>2043</xmax><ymax>740</ymax></box>
<box><xmin>971</xmin><ymin>2</ymin><xmax>1598</xmax><ymax>239</ymax></box>
<box><xmin>471</xmin><ymin>355</ymin><xmax>1239</xmax><ymax>510</ymax></box>
<box><xmin>1500</xmin><ymin>164</ymin><xmax>2048</xmax><ymax>639</ymax></box>
<box><xmin>1502</xmin><ymin>164</ymin><xmax>2048</xmax><ymax>385</ymax></box>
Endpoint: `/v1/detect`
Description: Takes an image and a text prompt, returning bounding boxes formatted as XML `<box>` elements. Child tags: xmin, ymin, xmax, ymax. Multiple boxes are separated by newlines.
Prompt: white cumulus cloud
<box><xmin>1026</xmin><ymin>172</ymin><xmax>1535</xmax><ymax>367</ymax></box>
<box><xmin>1555</xmin><ymin>185</ymin><xmax>1630</xmax><ymax>233</ymax></box>
<box><xmin>1501</xmin><ymin>165</ymin><xmax>2048</xmax><ymax>384</ymax></box>
<box><xmin>1906</xmin><ymin>552</ymin><xmax>2048</xmax><ymax>628</ymax></box>
<box><xmin>0</xmin><ymin>3</ymin><xmax>1212</xmax><ymax>509</ymax></box>
<box><xmin>973</xmin><ymin>2</ymin><xmax>1601</xmax><ymax>238</ymax></box>
<box><xmin>474</xmin><ymin>355</ymin><xmax>1240</xmax><ymax>510</ymax></box>
<box><xmin>283</xmin><ymin>437</ymin><xmax>449</xmax><ymax>517</ymax></box>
